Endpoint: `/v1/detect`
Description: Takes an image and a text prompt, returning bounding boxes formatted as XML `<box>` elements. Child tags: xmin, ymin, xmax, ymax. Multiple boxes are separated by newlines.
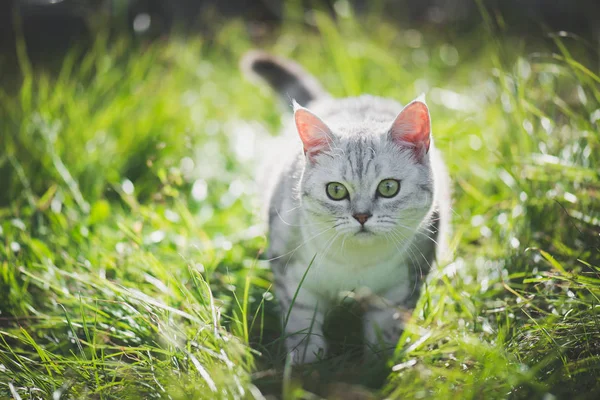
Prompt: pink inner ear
<box><xmin>294</xmin><ymin>108</ymin><xmax>332</xmax><ymax>160</ymax></box>
<box><xmin>390</xmin><ymin>101</ymin><xmax>431</xmax><ymax>154</ymax></box>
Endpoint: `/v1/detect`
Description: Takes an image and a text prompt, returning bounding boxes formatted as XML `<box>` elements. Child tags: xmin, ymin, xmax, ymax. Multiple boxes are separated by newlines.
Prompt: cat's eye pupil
<box><xmin>326</xmin><ymin>182</ymin><xmax>348</xmax><ymax>201</ymax></box>
<box><xmin>377</xmin><ymin>179</ymin><xmax>400</xmax><ymax>198</ymax></box>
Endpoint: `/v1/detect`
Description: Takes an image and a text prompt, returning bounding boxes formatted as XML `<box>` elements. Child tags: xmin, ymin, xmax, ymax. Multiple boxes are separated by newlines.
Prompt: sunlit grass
<box><xmin>1</xmin><ymin>7</ymin><xmax>599</xmax><ymax>400</ymax></box>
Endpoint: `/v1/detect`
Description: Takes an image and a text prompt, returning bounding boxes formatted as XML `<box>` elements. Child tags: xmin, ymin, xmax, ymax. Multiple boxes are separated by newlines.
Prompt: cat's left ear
<box><xmin>389</xmin><ymin>100</ymin><xmax>431</xmax><ymax>159</ymax></box>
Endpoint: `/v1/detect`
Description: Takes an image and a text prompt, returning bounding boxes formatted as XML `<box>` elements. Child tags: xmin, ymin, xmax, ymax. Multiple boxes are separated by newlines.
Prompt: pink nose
<box><xmin>353</xmin><ymin>213</ymin><xmax>371</xmax><ymax>225</ymax></box>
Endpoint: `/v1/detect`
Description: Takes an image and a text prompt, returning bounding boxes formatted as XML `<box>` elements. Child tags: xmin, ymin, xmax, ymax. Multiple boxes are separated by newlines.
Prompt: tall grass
<box><xmin>1</xmin><ymin>7</ymin><xmax>599</xmax><ymax>400</ymax></box>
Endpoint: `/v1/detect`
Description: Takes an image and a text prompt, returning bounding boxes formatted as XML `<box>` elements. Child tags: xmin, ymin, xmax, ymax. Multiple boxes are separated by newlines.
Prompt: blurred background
<box><xmin>2</xmin><ymin>0</ymin><xmax>599</xmax><ymax>66</ymax></box>
<box><xmin>1</xmin><ymin>1</ymin><xmax>600</xmax><ymax>399</ymax></box>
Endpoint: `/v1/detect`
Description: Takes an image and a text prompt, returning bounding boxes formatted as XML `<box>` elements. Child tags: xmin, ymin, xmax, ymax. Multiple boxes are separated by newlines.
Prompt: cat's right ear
<box><xmin>294</xmin><ymin>103</ymin><xmax>333</xmax><ymax>162</ymax></box>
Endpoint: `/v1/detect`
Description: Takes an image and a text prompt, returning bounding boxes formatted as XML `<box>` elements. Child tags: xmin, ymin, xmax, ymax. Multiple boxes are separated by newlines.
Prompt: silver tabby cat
<box><xmin>242</xmin><ymin>51</ymin><xmax>450</xmax><ymax>364</ymax></box>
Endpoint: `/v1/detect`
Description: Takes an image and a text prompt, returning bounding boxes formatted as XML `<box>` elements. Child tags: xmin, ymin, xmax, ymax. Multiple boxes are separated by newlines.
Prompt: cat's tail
<box><xmin>241</xmin><ymin>50</ymin><xmax>329</xmax><ymax>107</ymax></box>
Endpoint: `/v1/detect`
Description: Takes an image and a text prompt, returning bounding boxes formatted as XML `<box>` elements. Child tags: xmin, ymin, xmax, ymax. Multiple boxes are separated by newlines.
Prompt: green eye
<box><xmin>326</xmin><ymin>182</ymin><xmax>349</xmax><ymax>201</ymax></box>
<box><xmin>377</xmin><ymin>179</ymin><xmax>400</xmax><ymax>198</ymax></box>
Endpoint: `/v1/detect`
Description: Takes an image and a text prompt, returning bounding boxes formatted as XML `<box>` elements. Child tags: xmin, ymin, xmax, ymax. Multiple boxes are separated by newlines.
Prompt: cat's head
<box><xmin>296</xmin><ymin>99</ymin><xmax>435</xmax><ymax>244</ymax></box>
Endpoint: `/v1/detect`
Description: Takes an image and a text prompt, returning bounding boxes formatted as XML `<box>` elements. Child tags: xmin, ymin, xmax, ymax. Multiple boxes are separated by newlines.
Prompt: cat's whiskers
<box><xmin>279</xmin><ymin>204</ymin><xmax>303</xmax><ymax>214</ymax></box>
<box><xmin>340</xmin><ymin>230</ymin><xmax>350</xmax><ymax>253</ymax></box>
<box><xmin>383</xmin><ymin>219</ymin><xmax>439</xmax><ymax>246</ymax></box>
<box><xmin>387</xmin><ymin>229</ymin><xmax>424</xmax><ymax>297</ymax></box>
<box><xmin>391</xmin><ymin>228</ymin><xmax>435</xmax><ymax>300</ymax></box>
<box><xmin>383</xmin><ymin>223</ymin><xmax>439</xmax><ymax>246</ymax></box>
<box><xmin>332</xmin><ymin>218</ymin><xmax>352</xmax><ymax>235</ymax></box>
<box><xmin>389</xmin><ymin>231</ymin><xmax>422</xmax><ymax>295</ymax></box>
<box><xmin>266</xmin><ymin>224</ymin><xmax>336</xmax><ymax>263</ymax></box>
<box><xmin>275</xmin><ymin>207</ymin><xmax>335</xmax><ymax>228</ymax></box>
<box><xmin>392</xmin><ymin>227</ymin><xmax>432</xmax><ymax>269</ymax></box>
<box><xmin>405</xmin><ymin>238</ymin><xmax>435</xmax><ymax>295</ymax></box>
<box><xmin>282</xmin><ymin>225</ymin><xmax>340</xmax><ymax>273</ymax></box>
<box><xmin>402</xmin><ymin>215</ymin><xmax>443</xmax><ymax>225</ymax></box>
<box><xmin>317</xmin><ymin>231</ymin><xmax>341</xmax><ymax>265</ymax></box>
<box><xmin>311</xmin><ymin>221</ymin><xmax>349</xmax><ymax>265</ymax></box>
<box><xmin>385</xmin><ymin>215</ymin><xmax>438</xmax><ymax>236</ymax></box>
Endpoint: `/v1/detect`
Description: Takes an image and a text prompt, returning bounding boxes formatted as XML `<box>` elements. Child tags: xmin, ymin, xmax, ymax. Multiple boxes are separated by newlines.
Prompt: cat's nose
<box><xmin>353</xmin><ymin>213</ymin><xmax>372</xmax><ymax>225</ymax></box>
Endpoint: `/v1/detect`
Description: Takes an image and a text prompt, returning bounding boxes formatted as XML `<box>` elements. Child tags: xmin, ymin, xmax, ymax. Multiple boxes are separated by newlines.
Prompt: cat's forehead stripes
<box><xmin>341</xmin><ymin>137</ymin><xmax>379</xmax><ymax>184</ymax></box>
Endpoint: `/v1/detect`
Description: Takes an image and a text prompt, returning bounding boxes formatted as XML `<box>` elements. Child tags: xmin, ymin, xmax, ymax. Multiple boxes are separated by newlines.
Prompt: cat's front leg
<box><xmin>275</xmin><ymin>278</ymin><xmax>328</xmax><ymax>364</ymax></box>
<box><xmin>362</xmin><ymin>284</ymin><xmax>415</xmax><ymax>359</ymax></box>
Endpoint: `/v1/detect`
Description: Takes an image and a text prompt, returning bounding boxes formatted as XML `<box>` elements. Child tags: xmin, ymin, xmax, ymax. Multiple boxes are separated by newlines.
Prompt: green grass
<box><xmin>1</xmin><ymin>7</ymin><xmax>599</xmax><ymax>400</ymax></box>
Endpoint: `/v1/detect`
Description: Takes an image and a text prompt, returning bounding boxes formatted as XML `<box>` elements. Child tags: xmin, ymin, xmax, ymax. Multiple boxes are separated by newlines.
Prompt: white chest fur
<box><xmin>289</xmin><ymin>227</ymin><xmax>413</xmax><ymax>300</ymax></box>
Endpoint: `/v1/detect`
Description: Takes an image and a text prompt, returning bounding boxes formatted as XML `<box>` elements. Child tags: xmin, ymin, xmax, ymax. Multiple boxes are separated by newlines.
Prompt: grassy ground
<box><xmin>1</xmin><ymin>7</ymin><xmax>599</xmax><ymax>400</ymax></box>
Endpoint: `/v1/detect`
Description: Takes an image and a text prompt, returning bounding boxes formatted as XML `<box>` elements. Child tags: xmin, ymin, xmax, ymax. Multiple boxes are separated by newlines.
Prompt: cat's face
<box><xmin>295</xmin><ymin>100</ymin><xmax>434</xmax><ymax>244</ymax></box>
<box><xmin>300</xmin><ymin>135</ymin><xmax>434</xmax><ymax>243</ymax></box>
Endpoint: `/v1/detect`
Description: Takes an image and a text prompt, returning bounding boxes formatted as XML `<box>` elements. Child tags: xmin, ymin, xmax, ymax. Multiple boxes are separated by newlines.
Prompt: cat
<box><xmin>242</xmin><ymin>50</ymin><xmax>450</xmax><ymax>364</ymax></box>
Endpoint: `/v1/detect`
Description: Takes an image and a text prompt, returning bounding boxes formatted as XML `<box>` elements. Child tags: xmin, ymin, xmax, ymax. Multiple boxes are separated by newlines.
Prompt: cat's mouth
<box><xmin>355</xmin><ymin>227</ymin><xmax>374</xmax><ymax>236</ymax></box>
